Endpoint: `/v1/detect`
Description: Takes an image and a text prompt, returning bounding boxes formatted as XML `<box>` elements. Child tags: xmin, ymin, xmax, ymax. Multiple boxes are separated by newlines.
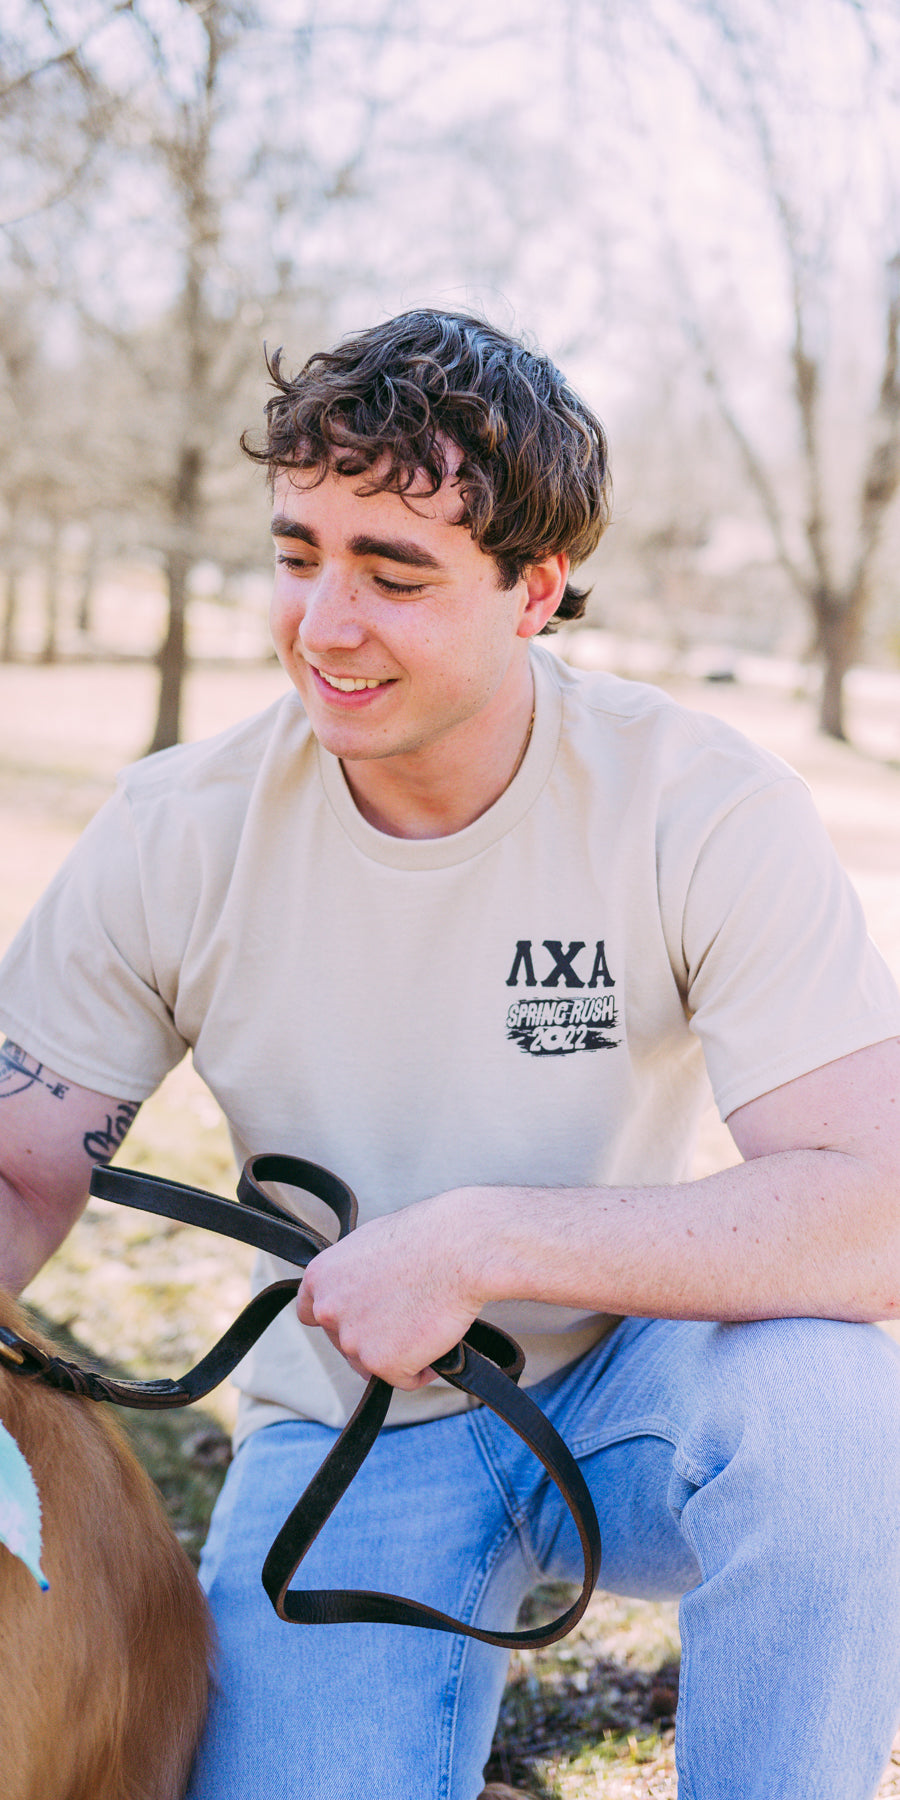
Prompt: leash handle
<box><xmin>76</xmin><ymin>1156</ymin><xmax>602</xmax><ymax>1645</ymax></box>
<box><xmin>91</xmin><ymin>1152</ymin><xmax>356</xmax><ymax>1267</ymax></box>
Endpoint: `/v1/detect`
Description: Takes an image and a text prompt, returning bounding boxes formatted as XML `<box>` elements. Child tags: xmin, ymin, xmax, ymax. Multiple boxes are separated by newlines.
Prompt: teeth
<box><xmin>318</xmin><ymin>671</ymin><xmax>386</xmax><ymax>692</ymax></box>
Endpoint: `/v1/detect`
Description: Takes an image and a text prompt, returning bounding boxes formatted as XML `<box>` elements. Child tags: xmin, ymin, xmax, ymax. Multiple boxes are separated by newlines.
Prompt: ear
<box><xmin>516</xmin><ymin>553</ymin><xmax>570</xmax><ymax>639</ymax></box>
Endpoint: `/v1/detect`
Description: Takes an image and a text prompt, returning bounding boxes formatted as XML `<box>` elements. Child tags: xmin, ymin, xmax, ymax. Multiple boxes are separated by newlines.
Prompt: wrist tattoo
<box><xmin>83</xmin><ymin>1101</ymin><xmax>141</xmax><ymax>1165</ymax></box>
<box><xmin>0</xmin><ymin>1040</ymin><xmax>69</xmax><ymax>1101</ymax></box>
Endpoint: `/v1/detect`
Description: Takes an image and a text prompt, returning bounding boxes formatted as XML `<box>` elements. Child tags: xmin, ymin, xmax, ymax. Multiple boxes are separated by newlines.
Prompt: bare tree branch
<box><xmin>682</xmin><ymin>300</ymin><xmax>811</xmax><ymax>599</ymax></box>
<box><xmin>0</xmin><ymin>0</ymin><xmax>135</xmax><ymax>101</ymax></box>
<box><xmin>633</xmin><ymin>0</ymin><xmax>900</xmax><ymax>738</ymax></box>
<box><xmin>848</xmin><ymin>250</ymin><xmax>900</xmax><ymax>599</ymax></box>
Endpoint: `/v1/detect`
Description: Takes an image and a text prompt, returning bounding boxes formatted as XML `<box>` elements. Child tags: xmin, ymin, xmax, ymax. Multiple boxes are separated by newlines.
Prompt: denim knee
<box><xmin>670</xmin><ymin>1317</ymin><xmax>900</xmax><ymax>1572</ymax></box>
<box><xmin>670</xmin><ymin>1322</ymin><xmax>900</xmax><ymax>1800</ymax></box>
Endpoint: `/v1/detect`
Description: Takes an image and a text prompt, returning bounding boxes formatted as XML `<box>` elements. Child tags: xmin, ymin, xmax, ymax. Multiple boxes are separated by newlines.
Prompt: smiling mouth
<box><xmin>313</xmin><ymin>667</ymin><xmax>392</xmax><ymax>693</ymax></box>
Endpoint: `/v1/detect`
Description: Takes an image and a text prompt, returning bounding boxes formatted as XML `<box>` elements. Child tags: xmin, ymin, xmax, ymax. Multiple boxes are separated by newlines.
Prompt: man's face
<box><xmin>269</xmin><ymin>461</ymin><xmax>551</xmax><ymax>772</ymax></box>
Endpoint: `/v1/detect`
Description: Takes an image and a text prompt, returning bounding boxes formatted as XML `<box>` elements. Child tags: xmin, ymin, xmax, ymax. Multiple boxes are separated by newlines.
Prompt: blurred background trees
<box><xmin>630</xmin><ymin>0</ymin><xmax>900</xmax><ymax>740</ymax></box>
<box><xmin>1</xmin><ymin>0</ymin><xmax>898</xmax><ymax>747</ymax></box>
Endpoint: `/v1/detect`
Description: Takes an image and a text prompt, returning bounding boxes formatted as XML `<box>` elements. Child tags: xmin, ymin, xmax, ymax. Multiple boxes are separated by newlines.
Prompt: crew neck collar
<box><xmin>317</xmin><ymin>645</ymin><xmax>563</xmax><ymax>869</ymax></box>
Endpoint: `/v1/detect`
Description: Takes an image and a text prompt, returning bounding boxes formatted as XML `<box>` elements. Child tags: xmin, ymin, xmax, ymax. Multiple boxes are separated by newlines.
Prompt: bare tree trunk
<box><xmin>142</xmin><ymin>5</ymin><xmax>222</xmax><ymax>757</ymax></box>
<box><xmin>1</xmin><ymin>501</ymin><xmax>26</xmax><ymax>663</ymax></box>
<box><xmin>38</xmin><ymin>523</ymin><xmax>61</xmax><ymax>664</ymax></box>
<box><xmin>819</xmin><ymin>660</ymin><xmax>846</xmax><ymax>741</ymax></box>
<box><xmin>146</xmin><ymin>444</ymin><xmax>201</xmax><ymax>754</ymax></box>
<box><xmin>1</xmin><ymin>562</ymin><xmax>21</xmax><ymax>663</ymax></box>
<box><xmin>814</xmin><ymin>596</ymin><xmax>860</xmax><ymax>740</ymax></box>
<box><xmin>147</xmin><ymin>545</ymin><xmax>189</xmax><ymax>752</ymax></box>
<box><xmin>75</xmin><ymin>530</ymin><xmax>98</xmax><ymax>634</ymax></box>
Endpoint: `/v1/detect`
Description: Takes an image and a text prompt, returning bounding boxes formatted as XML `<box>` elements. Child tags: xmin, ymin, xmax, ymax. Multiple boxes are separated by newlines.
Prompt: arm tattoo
<box><xmin>0</xmin><ymin>1039</ymin><xmax>69</xmax><ymax>1101</ymax></box>
<box><xmin>83</xmin><ymin>1101</ymin><xmax>141</xmax><ymax>1165</ymax></box>
<box><xmin>1</xmin><ymin>1038</ymin><xmax>140</xmax><ymax>1161</ymax></box>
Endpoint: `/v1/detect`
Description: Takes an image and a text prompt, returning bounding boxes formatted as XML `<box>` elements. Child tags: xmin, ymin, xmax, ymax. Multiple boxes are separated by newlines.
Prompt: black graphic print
<box><xmin>504</xmin><ymin>940</ymin><xmax>620</xmax><ymax>1056</ymax></box>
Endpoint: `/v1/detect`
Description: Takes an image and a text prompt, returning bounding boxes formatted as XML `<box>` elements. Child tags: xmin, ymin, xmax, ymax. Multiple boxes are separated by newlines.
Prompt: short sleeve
<box><xmin>679</xmin><ymin>775</ymin><xmax>900</xmax><ymax>1118</ymax></box>
<box><xmin>0</xmin><ymin>787</ymin><xmax>190</xmax><ymax>1098</ymax></box>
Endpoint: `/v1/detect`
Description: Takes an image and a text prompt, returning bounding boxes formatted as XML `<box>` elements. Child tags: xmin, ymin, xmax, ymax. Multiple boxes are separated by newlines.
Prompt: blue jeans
<box><xmin>187</xmin><ymin>1317</ymin><xmax>900</xmax><ymax>1799</ymax></box>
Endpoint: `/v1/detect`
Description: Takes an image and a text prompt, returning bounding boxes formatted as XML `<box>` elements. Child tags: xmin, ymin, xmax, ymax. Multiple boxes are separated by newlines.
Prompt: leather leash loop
<box><xmin>90</xmin><ymin>1160</ymin><xmax>338</xmax><ymax>1267</ymax></box>
<box><xmin>237</xmin><ymin>1152</ymin><xmax>358</xmax><ymax>1241</ymax></box>
<box><xmin>7</xmin><ymin>1153</ymin><xmax>602</xmax><ymax>1647</ymax></box>
<box><xmin>263</xmin><ymin>1336</ymin><xmax>601</xmax><ymax>1646</ymax></box>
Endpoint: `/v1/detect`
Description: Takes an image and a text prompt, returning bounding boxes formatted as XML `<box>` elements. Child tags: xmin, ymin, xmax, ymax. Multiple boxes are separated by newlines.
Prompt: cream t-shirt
<box><xmin>2</xmin><ymin>646</ymin><xmax>899</xmax><ymax>1439</ymax></box>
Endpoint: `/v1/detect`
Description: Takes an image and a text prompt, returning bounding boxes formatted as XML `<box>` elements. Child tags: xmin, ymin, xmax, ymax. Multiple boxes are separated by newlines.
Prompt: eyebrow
<box><xmin>270</xmin><ymin>516</ymin><xmax>442</xmax><ymax>571</ymax></box>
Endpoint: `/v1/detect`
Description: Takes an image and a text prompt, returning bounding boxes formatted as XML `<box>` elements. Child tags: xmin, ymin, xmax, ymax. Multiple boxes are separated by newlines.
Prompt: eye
<box><xmin>275</xmin><ymin>553</ymin><xmax>315</xmax><ymax>575</ymax></box>
<box><xmin>373</xmin><ymin>574</ymin><xmax>427</xmax><ymax>596</ymax></box>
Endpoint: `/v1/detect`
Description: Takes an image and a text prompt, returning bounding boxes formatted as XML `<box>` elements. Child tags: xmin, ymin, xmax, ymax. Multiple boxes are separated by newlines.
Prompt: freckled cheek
<box><xmin>269</xmin><ymin>585</ymin><xmax>305</xmax><ymax>649</ymax></box>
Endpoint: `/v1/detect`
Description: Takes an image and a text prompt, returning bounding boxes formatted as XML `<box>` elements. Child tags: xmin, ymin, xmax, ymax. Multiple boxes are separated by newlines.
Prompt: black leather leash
<box><xmin>0</xmin><ymin>1153</ymin><xmax>601</xmax><ymax>1647</ymax></box>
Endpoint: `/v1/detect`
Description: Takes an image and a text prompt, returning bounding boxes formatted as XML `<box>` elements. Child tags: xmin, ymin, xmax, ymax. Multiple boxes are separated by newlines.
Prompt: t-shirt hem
<box><xmin>0</xmin><ymin>1005</ymin><xmax>165</xmax><ymax>1100</ymax></box>
<box><xmin>231</xmin><ymin>1385</ymin><xmax>480</xmax><ymax>1451</ymax></box>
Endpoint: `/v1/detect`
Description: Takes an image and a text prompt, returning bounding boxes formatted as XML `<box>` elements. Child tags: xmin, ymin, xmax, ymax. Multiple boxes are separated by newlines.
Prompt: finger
<box><xmin>386</xmin><ymin>1363</ymin><xmax>438</xmax><ymax>1392</ymax></box>
<box><xmin>296</xmin><ymin>1276</ymin><xmax>317</xmax><ymax>1327</ymax></box>
<box><xmin>322</xmin><ymin>1327</ymin><xmax>439</xmax><ymax>1389</ymax></box>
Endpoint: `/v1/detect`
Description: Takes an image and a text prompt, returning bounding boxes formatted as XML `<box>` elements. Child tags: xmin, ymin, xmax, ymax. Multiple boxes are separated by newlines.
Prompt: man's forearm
<box><xmin>299</xmin><ymin>1040</ymin><xmax>900</xmax><ymax>1387</ymax></box>
<box><xmin>300</xmin><ymin>1148</ymin><xmax>898</xmax><ymax>1393</ymax></box>
<box><xmin>470</xmin><ymin>1037</ymin><xmax>900</xmax><ymax>1329</ymax></box>
<box><xmin>459</xmin><ymin>1146</ymin><xmax>900</xmax><ymax>1327</ymax></box>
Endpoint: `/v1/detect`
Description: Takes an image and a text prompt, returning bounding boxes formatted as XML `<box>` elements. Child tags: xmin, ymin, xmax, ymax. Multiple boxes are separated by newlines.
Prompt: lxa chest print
<box><xmin>505</xmin><ymin>940</ymin><xmax>619</xmax><ymax>1056</ymax></box>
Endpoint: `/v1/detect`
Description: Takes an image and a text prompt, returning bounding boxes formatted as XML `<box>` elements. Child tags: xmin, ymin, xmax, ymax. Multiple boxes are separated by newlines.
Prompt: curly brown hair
<box><xmin>241</xmin><ymin>309</ymin><xmax>612</xmax><ymax>629</ymax></box>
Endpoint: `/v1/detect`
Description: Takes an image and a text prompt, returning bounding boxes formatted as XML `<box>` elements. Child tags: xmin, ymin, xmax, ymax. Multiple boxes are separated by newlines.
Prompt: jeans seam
<box><xmin>567</xmin><ymin>1414</ymin><xmax>682</xmax><ymax>1458</ymax></box>
<box><xmin>467</xmin><ymin>1406</ymin><xmax>544</xmax><ymax>1580</ymax></box>
<box><xmin>436</xmin><ymin>1519</ymin><xmax>520</xmax><ymax>1800</ymax></box>
<box><xmin>670</xmin><ymin>1447</ymin><xmax>710</xmax><ymax>1489</ymax></box>
<box><xmin>674</xmin><ymin>1632</ymin><xmax>696</xmax><ymax>1800</ymax></box>
<box><xmin>438</xmin><ymin>1631</ymin><xmax>467</xmax><ymax>1800</ymax></box>
<box><xmin>436</xmin><ymin>1407</ymin><xmax>541</xmax><ymax>1799</ymax></box>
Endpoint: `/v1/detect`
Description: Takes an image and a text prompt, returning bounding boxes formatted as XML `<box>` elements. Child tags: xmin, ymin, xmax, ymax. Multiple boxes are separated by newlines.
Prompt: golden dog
<box><xmin>0</xmin><ymin>1291</ymin><xmax>213</xmax><ymax>1800</ymax></box>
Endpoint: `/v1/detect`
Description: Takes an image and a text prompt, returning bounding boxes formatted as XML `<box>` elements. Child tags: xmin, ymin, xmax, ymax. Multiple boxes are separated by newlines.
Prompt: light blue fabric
<box><xmin>187</xmin><ymin>1317</ymin><xmax>900</xmax><ymax>1800</ymax></box>
<box><xmin>0</xmin><ymin>1417</ymin><xmax>48</xmax><ymax>1590</ymax></box>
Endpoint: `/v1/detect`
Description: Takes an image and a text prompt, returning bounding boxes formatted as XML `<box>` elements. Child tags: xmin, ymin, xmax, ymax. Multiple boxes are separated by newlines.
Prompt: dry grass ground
<box><xmin>2</xmin><ymin>645</ymin><xmax>900</xmax><ymax>1797</ymax></box>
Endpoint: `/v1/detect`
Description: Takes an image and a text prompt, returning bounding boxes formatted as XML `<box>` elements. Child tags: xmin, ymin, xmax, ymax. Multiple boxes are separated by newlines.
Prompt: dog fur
<box><xmin>0</xmin><ymin>1290</ymin><xmax>213</xmax><ymax>1800</ymax></box>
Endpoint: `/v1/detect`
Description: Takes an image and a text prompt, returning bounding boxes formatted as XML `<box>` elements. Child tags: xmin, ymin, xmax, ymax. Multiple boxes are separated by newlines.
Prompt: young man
<box><xmin>2</xmin><ymin>310</ymin><xmax>900</xmax><ymax>1800</ymax></box>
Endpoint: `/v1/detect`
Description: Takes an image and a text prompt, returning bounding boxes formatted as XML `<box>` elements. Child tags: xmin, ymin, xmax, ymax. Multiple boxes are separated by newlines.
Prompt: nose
<box><xmin>292</xmin><ymin>566</ymin><xmax>367</xmax><ymax>657</ymax></box>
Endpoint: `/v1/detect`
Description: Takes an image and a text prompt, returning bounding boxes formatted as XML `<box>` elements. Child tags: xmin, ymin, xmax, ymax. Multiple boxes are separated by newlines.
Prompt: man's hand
<box><xmin>297</xmin><ymin>1192</ymin><xmax>485</xmax><ymax>1388</ymax></box>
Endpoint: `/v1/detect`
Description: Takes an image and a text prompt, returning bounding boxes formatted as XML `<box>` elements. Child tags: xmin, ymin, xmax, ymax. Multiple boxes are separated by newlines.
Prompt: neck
<box><xmin>341</xmin><ymin>669</ymin><xmax>536</xmax><ymax>840</ymax></box>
